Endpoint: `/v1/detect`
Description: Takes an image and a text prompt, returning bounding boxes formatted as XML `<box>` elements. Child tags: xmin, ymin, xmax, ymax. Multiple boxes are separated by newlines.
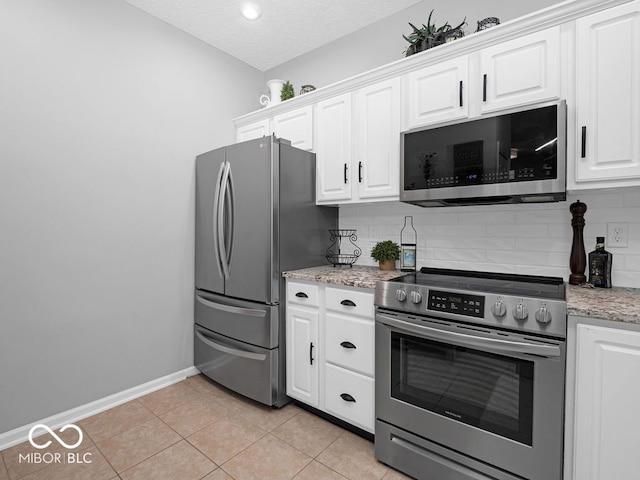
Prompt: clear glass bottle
<box><xmin>400</xmin><ymin>216</ymin><xmax>417</xmax><ymax>272</ymax></box>
<box><xmin>588</xmin><ymin>236</ymin><xmax>612</xmax><ymax>288</ymax></box>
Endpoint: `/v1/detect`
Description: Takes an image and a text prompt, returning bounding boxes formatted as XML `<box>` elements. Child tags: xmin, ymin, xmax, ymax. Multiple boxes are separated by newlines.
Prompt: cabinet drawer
<box><xmin>325</xmin><ymin>287</ymin><xmax>374</xmax><ymax>318</ymax></box>
<box><xmin>324</xmin><ymin>363</ymin><xmax>374</xmax><ymax>433</ymax></box>
<box><xmin>325</xmin><ymin>313</ymin><xmax>374</xmax><ymax>376</ymax></box>
<box><xmin>287</xmin><ymin>281</ymin><xmax>320</xmax><ymax>307</ymax></box>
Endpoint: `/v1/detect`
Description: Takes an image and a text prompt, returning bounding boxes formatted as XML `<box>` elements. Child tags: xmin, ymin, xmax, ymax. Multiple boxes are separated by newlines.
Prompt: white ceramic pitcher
<box><xmin>259</xmin><ymin>79</ymin><xmax>284</xmax><ymax>107</ymax></box>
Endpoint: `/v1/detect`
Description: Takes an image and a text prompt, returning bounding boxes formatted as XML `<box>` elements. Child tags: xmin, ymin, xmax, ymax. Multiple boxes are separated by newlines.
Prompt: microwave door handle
<box><xmin>212</xmin><ymin>162</ymin><xmax>226</xmax><ymax>279</ymax></box>
<box><xmin>378</xmin><ymin>313</ymin><xmax>561</xmax><ymax>358</ymax></box>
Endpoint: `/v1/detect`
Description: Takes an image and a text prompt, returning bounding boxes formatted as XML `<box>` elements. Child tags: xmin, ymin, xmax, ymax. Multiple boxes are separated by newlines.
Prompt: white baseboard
<box><xmin>0</xmin><ymin>366</ymin><xmax>200</xmax><ymax>451</ymax></box>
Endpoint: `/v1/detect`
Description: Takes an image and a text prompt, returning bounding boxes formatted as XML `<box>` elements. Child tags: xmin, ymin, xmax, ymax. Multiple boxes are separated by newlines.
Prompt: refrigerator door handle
<box><xmin>212</xmin><ymin>161</ymin><xmax>226</xmax><ymax>279</ymax></box>
<box><xmin>225</xmin><ymin>163</ymin><xmax>235</xmax><ymax>271</ymax></box>
<box><xmin>218</xmin><ymin>162</ymin><xmax>232</xmax><ymax>279</ymax></box>
<box><xmin>195</xmin><ymin>327</ymin><xmax>267</xmax><ymax>361</ymax></box>
<box><xmin>196</xmin><ymin>294</ymin><xmax>267</xmax><ymax>317</ymax></box>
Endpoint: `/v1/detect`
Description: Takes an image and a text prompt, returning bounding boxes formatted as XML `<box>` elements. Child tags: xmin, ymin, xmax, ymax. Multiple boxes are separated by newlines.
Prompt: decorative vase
<box><xmin>379</xmin><ymin>260</ymin><xmax>396</xmax><ymax>271</ymax></box>
<box><xmin>258</xmin><ymin>79</ymin><xmax>284</xmax><ymax>107</ymax></box>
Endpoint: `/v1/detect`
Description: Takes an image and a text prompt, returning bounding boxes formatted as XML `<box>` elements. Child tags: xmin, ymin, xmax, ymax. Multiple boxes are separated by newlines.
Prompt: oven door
<box><xmin>375</xmin><ymin>311</ymin><xmax>565</xmax><ymax>480</ymax></box>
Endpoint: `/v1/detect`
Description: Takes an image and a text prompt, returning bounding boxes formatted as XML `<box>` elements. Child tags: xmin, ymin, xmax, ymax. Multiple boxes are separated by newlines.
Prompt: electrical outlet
<box><xmin>607</xmin><ymin>222</ymin><xmax>628</xmax><ymax>247</ymax></box>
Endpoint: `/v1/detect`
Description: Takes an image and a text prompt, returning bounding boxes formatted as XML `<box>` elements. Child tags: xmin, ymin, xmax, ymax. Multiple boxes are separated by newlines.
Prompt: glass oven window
<box><xmin>391</xmin><ymin>332</ymin><xmax>534</xmax><ymax>445</ymax></box>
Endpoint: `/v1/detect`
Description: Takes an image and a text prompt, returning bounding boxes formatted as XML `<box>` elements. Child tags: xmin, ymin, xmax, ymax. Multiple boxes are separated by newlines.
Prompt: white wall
<box><xmin>0</xmin><ymin>0</ymin><xmax>262</xmax><ymax>433</ymax></box>
<box><xmin>341</xmin><ymin>188</ymin><xmax>640</xmax><ymax>288</ymax></box>
<box><xmin>264</xmin><ymin>0</ymin><xmax>564</xmax><ymax>91</ymax></box>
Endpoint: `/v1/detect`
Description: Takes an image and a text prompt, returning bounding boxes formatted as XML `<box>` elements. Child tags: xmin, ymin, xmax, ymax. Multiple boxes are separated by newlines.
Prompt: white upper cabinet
<box><xmin>236</xmin><ymin>119</ymin><xmax>269</xmax><ymax>143</ymax></box>
<box><xmin>405</xmin><ymin>56</ymin><xmax>469</xmax><ymax>129</ymax></box>
<box><xmin>316</xmin><ymin>79</ymin><xmax>401</xmax><ymax>205</ymax></box>
<box><xmin>570</xmin><ymin>1</ymin><xmax>640</xmax><ymax>189</ymax></box>
<box><xmin>315</xmin><ymin>93</ymin><xmax>353</xmax><ymax>203</ymax></box>
<box><xmin>480</xmin><ymin>27</ymin><xmax>560</xmax><ymax>113</ymax></box>
<box><xmin>272</xmin><ymin>105</ymin><xmax>314</xmax><ymax>151</ymax></box>
<box><xmin>355</xmin><ymin>78</ymin><xmax>401</xmax><ymax>200</ymax></box>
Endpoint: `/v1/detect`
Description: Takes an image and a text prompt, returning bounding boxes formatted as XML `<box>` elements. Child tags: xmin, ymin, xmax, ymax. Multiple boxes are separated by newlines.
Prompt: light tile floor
<box><xmin>0</xmin><ymin>375</ymin><xmax>411</xmax><ymax>480</ymax></box>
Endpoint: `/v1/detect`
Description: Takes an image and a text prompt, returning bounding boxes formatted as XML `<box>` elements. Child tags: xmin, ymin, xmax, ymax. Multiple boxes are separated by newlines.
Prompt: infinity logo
<box><xmin>28</xmin><ymin>424</ymin><xmax>83</xmax><ymax>450</ymax></box>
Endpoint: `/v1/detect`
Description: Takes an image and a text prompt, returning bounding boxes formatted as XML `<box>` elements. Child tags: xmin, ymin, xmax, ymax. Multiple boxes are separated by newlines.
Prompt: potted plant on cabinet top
<box><xmin>403</xmin><ymin>10</ymin><xmax>466</xmax><ymax>57</ymax></box>
<box><xmin>371</xmin><ymin>240</ymin><xmax>400</xmax><ymax>270</ymax></box>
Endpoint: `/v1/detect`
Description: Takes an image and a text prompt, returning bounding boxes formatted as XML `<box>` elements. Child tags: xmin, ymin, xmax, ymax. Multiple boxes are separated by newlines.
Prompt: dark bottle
<box><xmin>588</xmin><ymin>237</ymin><xmax>612</xmax><ymax>288</ymax></box>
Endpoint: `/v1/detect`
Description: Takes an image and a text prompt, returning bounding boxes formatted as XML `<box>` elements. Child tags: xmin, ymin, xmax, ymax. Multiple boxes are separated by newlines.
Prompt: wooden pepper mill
<box><xmin>569</xmin><ymin>200</ymin><xmax>587</xmax><ymax>285</ymax></box>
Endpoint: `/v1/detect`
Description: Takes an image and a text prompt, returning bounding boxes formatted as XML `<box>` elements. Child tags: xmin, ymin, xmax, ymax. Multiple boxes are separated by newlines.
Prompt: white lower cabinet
<box><xmin>324</xmin><ymin>363</ymin><xmax>375</xmax><ymax>433</ymax></box>
<box><xmin>286</xmin><ymin>279</ymin><xmax>375</xmax><ymax>433</ymax></box>
<box><xmin>565</xmin><ymin>317</ymin><xmax>640</xmax><ymax>479</ymax></box>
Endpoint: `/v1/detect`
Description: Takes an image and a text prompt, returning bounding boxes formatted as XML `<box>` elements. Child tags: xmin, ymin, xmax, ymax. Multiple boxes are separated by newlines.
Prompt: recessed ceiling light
<box><xmin>241</xmin><ymin>3</ymin><xmax>261</xmax><ymax>21</ymax></box>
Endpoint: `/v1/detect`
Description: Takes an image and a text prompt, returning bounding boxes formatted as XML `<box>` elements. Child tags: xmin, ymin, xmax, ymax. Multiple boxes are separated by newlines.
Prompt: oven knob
<box><xmin>395</xmin><ymin>289</ymin><xmax>407</xmax><ymax>302</ymax></box>
<box><xmin>512</xmin><ymin>302</ymin><xmax>529</xmax><ymax>321</ymax></box>
<box><xmin>491</xmin><ymin>300</ymin><xmax>506</xmax><ymax>317</ymax></box>
<box><xmin>410</xmin><ymin>291</ymin><xmax>423</xmax><ymax>304</ymax></box>
<box><xmin>535</xmin><ymin>306</ymin><xmax>552</xmax><ymax>324</ymax></box>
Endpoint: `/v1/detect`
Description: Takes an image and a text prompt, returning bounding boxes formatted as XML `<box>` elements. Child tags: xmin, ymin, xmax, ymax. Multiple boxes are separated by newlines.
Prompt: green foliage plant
<box><xmin>371</xmin><ymin>240</ymin><xmax>401</xmax><ymax>262</ymax></box>
<box><xmin>281</xmin><ymin>81</ymin><xmax>295</xmax><ymax>101</ymax></box>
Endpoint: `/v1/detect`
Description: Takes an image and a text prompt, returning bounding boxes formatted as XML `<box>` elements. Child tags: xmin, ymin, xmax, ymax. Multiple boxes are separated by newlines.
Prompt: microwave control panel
<box><xmin>428</xmin><ymin>290</ymin><xmax>485</xmax><ymax>318</ymax></box>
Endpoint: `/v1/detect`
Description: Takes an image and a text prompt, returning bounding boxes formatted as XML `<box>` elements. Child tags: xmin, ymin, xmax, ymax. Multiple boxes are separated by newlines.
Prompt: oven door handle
<box><xmin>378</xmin><ymin>314</ymin><xmax>561</xmax><ymax>357</ymax></box>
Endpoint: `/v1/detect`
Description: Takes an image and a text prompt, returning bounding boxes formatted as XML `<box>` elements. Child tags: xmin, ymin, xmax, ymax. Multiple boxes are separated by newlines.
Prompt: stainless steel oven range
<box><xmin>375</xmin><ymin>268</ymin><xmax>567</xmax><ymax>480</ymax></box>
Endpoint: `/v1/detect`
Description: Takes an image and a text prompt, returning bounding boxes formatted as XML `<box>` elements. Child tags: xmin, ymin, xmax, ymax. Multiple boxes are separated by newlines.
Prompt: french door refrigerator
<box><xmin>194</xmin><ymin>136</ymin><xmax>337</xmax><ymax>407</ymax></box>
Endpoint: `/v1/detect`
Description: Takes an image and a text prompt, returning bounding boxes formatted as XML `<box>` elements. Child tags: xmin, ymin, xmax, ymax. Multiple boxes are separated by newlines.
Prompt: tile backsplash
<box><xmin>339</xmin><ymin>188</ymin><xmax>640</xmax><ymax>288</ymax></box>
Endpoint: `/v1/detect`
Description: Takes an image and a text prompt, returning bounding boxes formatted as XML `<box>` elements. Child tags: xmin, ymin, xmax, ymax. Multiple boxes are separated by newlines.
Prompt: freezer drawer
<box><xmin>194</xmin><ymin>325</ymin><xmax>280</xmax><ymax>406</ymax></box>
<box><xmin>195</xmin><ymin>290</ymin><xmax>279</xmax><ymax>349</ymax></box>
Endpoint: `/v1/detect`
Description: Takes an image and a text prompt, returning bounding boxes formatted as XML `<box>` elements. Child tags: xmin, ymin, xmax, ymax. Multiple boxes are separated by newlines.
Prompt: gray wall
<box><xmin>264</xmin><ymin>0</ymin><xmax>564</xmax><ymax>90</ymax></box>
<box><xmin>0</xmin><ymin>0</ymin><xmax>262</xmax><ymax>433</ymax></box>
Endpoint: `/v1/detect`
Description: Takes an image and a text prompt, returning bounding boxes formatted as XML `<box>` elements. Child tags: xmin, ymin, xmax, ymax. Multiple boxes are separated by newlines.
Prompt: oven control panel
<box><xmin>428</xmin><ymin>290</ymin><xmax>485</xmax><ymax>318</ymax></box>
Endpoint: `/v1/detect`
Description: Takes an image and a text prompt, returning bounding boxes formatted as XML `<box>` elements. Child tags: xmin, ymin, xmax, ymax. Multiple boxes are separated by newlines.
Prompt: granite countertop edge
<box><xmin>283</xmin><ymin>265</ymin><xmax>640</xmax><ymax>325</ymax></box>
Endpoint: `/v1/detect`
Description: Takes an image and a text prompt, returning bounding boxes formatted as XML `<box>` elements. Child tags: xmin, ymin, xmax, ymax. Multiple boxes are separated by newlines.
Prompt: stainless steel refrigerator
<box><xmin>194</xmin><ymin>136</ymin><xmax>337</xmax><ymax>407</ymax></box>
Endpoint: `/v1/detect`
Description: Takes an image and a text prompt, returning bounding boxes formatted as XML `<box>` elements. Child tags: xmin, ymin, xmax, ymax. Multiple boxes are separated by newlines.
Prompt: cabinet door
<box><xmin>405</xmin><ymin>56</ymin><xmax>468</xmax><ymax>129</ymax></box>
<box><xmin>273</xmin><ymin>105</ymin><xmax>313</xmax><ymax>151</ymax></box>
<box><xmin>356</xmin><ymin>78</ymin><xmax>401</xmax><ymax>200</ymax></box>
<box><xmin>480</xmin><ymin>27</ymin><xmax>560</xmax><ymax>113</ymax></box>
<box><xmin>573</xmin><ymin>1</ymin><xmax>640</xmax><ymax>187</ymax></box>
<box><xmin>572</xmin><ymin>323</ymin><xmax>640</xmax><ymax>479</ymax></box>
<box><xmin>236</xmin><ymin>119</ymin><xmax>270</xmax><ymax>143</ymax></box>
<box><xmin>315</xmin><ymin>93</ymin><xmax>353</xmax><ymax>203</ymax></box>
<box><xmin>286</xmin><ymin>306</ymin><xmax>318</xmax><ymax>406</ymax></box>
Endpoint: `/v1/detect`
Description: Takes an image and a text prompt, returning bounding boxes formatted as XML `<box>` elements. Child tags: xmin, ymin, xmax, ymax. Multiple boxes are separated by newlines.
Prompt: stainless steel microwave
<box><xmin>400</xmin><ymin>101</ymin><xmax>566</xmax><ymax>207</ymax></box>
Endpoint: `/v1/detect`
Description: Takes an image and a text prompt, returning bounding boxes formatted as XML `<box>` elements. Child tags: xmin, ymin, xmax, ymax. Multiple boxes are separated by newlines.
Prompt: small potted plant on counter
<box><xmin>371</xmin><ymin>240</ymin><xmax>400</xmax><ymax>270</ymax></box>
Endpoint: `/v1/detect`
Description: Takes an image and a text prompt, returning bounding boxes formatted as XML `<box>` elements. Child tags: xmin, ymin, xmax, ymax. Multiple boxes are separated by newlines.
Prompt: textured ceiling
<box><xmin>122</xmin><ymin>0</ymin><xmax>423</xmax><ymax>71</ymax></box>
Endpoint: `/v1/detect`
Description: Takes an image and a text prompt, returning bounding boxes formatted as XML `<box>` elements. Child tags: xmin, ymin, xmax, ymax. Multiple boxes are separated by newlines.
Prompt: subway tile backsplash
<box><xmin>339</xmin><ymin>188</ymin><xmax>640</xmax><ymax>288</ymax></box>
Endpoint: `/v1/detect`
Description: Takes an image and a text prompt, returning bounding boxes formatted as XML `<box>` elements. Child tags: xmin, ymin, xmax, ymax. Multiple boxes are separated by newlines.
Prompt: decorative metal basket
<box><xmin>476</xmin><ymin>17</ymin><xmax>500</xmax><ymax>32</ymax></box>
<box><xmin>326</xmin><ymin>229</ymin><xmax>361</xmax><ymax>267</ymax></box>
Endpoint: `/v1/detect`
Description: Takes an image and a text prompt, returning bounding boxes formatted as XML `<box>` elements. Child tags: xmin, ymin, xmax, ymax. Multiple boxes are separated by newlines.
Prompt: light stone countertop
<box><xmin>282</xmin><ymin>265</ymin><xmax>403</xmax><ymax>290</ymax></box>
<box><xmin>284</xmin><ymin>265</ymin><xmax>640</xmax><ymax>325</ymax></box>
<box><xmin>567</xmin><ymin>284</ymin><xmax>640</xmax><ymax>324</ymax></box>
